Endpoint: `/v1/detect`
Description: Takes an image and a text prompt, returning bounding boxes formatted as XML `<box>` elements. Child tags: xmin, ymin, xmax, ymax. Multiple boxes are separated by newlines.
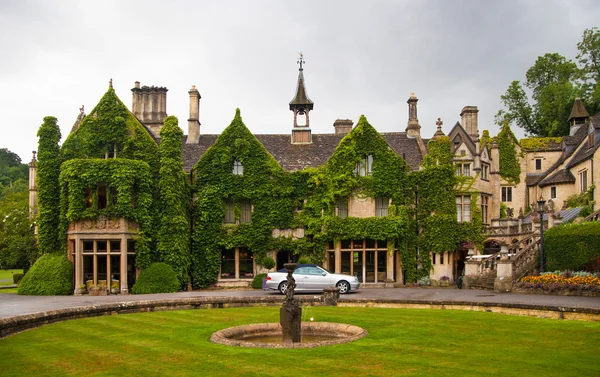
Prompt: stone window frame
<box><xmin>535</xmin><ymin>158</ymin><xmax>542</xmax><ymax>171</ymax></box>
<box><xmin>455</xmin><ymin>195</ymin><xmax>471</xmax><ymax>223</ymax></box>
<box><xmin>579</xmin><ymin>170</ymin><xmax>588</xmax><ymax>192</ymax></box>
<box><xmin>353</xmin><ymin>154</ymin><xmax>373</xmax><ymax>177</ymax></box>
<box><xmin>337</xmin><ymin>198</ymin><xmax>348</xmax><ymax>219</ymax></box>
<box><xmin>501</xmin><ymin>186</ymin><xmax>513</xmax><ymax>202</ymax></box>
<box><xmin>550</xmin><ymin>186</ymin><xmax>557</xmax><ymax>199</ymax></box>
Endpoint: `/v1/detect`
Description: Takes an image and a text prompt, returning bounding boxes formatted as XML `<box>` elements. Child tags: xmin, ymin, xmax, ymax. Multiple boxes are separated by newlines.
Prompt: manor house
<box><xmin>29</xmin><ymin>60</ymin><xmax>600</xmax><ymax>294</ymax></box>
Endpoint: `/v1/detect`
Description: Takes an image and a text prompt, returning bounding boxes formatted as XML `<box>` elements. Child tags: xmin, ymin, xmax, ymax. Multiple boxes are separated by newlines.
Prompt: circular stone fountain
<box><xmin>210</xmin><ymin>322</ymin><xmax>367</xmax><ymax>348</ymax></box>
<box><xmin>210</xmin><ymin>263</ymin><xmax>368</xmax><ymax>348</ymax></box>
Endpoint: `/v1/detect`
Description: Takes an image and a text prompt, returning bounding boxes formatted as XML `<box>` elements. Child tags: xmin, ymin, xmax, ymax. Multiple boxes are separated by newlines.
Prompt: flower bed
<box><xmin>516</xmin><ymin>271</ymin><xmax>600</xmax><ymax>297</ymax></box>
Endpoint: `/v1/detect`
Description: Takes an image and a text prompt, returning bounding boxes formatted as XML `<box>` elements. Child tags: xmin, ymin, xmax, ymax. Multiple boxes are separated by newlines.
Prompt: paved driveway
<box><xmin>1</xmin><ymin>287</ymin><xmax>599</xmax><ymax>319</ymax></box>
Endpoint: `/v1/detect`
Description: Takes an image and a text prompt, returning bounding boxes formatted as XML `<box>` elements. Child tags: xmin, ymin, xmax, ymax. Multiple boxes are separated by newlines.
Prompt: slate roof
<box><xmin>565</xmin><ymin>117</ymin><xmax>600</xmax><ymax>169</ymax></box>
<box><xmin>181</xmin><ymin>131</ymin><xmax>424</xmax><ymax>172</ymax></box>
<box><xmin>568</xmin><ymin>98</ymin><xmax>590</xmax><ymax>121</ymax></box>
<box><xmin>522</xmin><ymin>207</ymin><xmax>583</xmax><ymax>224</ymax></box>
<box><xmin>538</xmin><ymin>169</ymin><xmax>576</xmax><ymax>187</ymax></box>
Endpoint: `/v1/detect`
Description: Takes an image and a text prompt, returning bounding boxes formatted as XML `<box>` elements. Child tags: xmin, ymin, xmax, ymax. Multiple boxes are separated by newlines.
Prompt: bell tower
<box><xmin>290</xmin><ymin>53</ymin><xmax>314</xmax><ymax>144</ymax></box>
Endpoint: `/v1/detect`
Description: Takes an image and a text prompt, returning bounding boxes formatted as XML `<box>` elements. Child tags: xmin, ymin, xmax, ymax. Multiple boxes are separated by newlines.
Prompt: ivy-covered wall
<box><xmin>36</xmin><ymin>87</ymin><xmax>487</xmax><ymax>290</ymax></box>
<box><xmin>55</xmin><ymin>87</ymin><xmax>160</xmax><ymax>269</ymax></box>
<box><xmin>190</xmin><ymin>113</ymin><xmax>481</xmax><ymax>287</ymax></box>
<box><xmin>36</xmin><ymin>116</ymin><xmax>62</xmax><ymax>254</ymax></box>
<box><xmin>497</xmin><ymin>123</ymin><xmax>521</xmax><ymax>184</ymax></box>
<box><xmin>157</xmin><ymin>116</ymin><xmax>190</xmax><ymax>286</ymax></box>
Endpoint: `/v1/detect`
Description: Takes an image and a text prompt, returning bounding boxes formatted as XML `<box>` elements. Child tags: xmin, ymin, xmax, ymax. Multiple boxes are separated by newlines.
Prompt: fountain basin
<box><xmin>210</xmin><ymin>322</ymin><xmax>367</xmax><ymax>348</ymax></box>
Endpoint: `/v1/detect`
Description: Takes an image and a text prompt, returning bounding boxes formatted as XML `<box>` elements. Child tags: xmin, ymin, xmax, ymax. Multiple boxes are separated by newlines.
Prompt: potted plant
<box><xmin>440</xmin><ymin>276</ymin><xmax>450</xmax><ymax>287</ymax></box>
<box><xmin>110</xmin><ymin>281</ymin><xmax>120</xmax><ymax>294</ymax></box>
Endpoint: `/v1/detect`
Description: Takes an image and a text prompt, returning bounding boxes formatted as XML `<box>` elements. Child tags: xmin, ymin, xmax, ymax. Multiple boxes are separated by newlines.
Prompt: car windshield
<box><xmin>294</xmin><ymin>266</ymin><xmax>328</xmax><ymax>275</ymax></box>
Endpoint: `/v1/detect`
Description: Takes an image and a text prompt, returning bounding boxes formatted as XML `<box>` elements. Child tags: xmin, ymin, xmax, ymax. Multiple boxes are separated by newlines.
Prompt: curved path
<box><xmin>1</xmin><ymin>287</ymin><xmax>599</xmax><ymax>319</ymax></box>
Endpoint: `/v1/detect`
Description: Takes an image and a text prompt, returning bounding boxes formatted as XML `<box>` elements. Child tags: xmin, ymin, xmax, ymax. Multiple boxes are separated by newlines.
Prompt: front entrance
<box><xmin>276</xmin><ymin>249</ymin><xmax>295</xmax><ymax>271</ymax></box>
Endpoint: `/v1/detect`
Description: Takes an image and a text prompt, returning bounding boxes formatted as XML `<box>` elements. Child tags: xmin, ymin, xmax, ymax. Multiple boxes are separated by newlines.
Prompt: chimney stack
<box><xmin>460</xmin><ymin>106</ymin><xmax>479</xmax><ymax>140</ymax></box>
<box><xmin>187</xmin><ymin>85</ymin><xmax>201</xmax><ymax>144</ymax></box>
<box><xmin>333</xmin><ymin>119</ymin><xmax>353</xmax><ymax>135</ymax></box>
<box><xmin>406</xmin><ymin>93</ymin><xmax>421</xmax><ymax>138</ymax></box>
<box><xmin>131</xmin><ymin>82</ymin><xmax>168</xmax><ymax>138</ymax></box>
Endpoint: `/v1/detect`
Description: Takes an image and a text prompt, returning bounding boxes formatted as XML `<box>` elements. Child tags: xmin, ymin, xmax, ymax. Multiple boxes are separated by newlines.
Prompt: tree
<box><xmin>497</xmin><ymin>53</ymin><xmax>579</xmax><ymax>137</ymax></box>
<box><xmin>0</xmin><ymin>181</ymin><xmax>36</xmax><ymax>270</ymax></box>
<box><xmin>0</xmin><ymin>148</ymin><xmax>28</xmax><ymax>189</ymax></box>
<box><xmin>497</xmin><ymin>28</ymin><xmax>600</xmax><ymax>136</ymax></box>
<box><xmin>577</xmin><ymin>27</ymin><xmax>600</xmax><ymax>115</ymax></box>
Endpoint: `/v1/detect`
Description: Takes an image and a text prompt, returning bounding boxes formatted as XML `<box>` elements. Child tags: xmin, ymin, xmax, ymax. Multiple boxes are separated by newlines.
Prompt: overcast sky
<box><xmin>1</xmin><ymin>0</ymin><xmax>599</xmax><ymax>163</ymax></box>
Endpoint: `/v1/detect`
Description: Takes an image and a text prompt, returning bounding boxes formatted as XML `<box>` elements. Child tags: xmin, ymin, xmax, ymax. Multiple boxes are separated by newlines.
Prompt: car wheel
<box><xmin>278</xmin><ymin>281</ymin><xmax>288</xmax><ymax>295</ymax></box>
<box><xmin>336</xmin><ymin>280</ymin><xmax>350</xmax><ymax>294</ymax></box>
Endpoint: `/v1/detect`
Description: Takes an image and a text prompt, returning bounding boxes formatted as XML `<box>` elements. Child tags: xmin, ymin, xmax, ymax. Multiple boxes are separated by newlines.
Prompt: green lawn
<box><xmin>0</xmin><ymin>269</ymin><xmax>21</xmax><ymax>288</ymax></box>
<box><xmin>0</xmin><ymin>307</ymin><xmax>598</xmax><ymax>377</ymax></box>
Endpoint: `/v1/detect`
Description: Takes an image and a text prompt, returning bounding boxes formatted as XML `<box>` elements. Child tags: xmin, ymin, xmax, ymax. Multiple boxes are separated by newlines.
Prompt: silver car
<box><xmin>266</xmin><ymin>265</ymin><xmax>360</xmax><ymax>294</ymax></box>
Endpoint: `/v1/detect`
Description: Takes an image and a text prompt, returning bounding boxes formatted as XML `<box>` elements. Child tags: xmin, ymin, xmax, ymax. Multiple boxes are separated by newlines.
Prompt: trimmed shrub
<box><xmin>257</xmin><ymin>256</ymin><xmax>275</xmax><ymax>270</ymax></box>
<box><xmin>545</xmin><ymin>222</ymin><xmax>600</xmax><ymax>271</ymax></box>
<box><xmin>131</xmin><ymin>262</ymin><xmax>180</xmax><ymax>294</ymax></box>
<box><xmin>18</xmin><ymin>253</ymin><xmax>73</xmax><ymax>295</ymax></box>
<box><xmin>12</xmin><ymin>273</ymin><xmax>24</xmax><ymax>284</ymax></box>
<box><xmin>251</xmin><ymin>273</ymin><xmax>267</xmax><ymax>289</ymax></box>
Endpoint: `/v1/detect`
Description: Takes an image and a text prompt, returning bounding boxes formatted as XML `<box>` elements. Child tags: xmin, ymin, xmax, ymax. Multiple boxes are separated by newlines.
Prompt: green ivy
<box><xmin>157</xmin><ymin>116</ymin><xmax>190</xmax><ymax>285</ymax></box>
<box><xmin>497</xmin><ymin>123</ymin><xmax>521</xmax><ymax>184</ymax></box>
<box><xmin>36</xmin><ymin>116</ymin><xmax>63</xmax><ymax>254</ymax></box>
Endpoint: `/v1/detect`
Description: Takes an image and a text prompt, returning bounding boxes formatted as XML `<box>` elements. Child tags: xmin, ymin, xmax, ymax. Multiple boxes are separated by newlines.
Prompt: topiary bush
<box><xmin>131</xmin><ymin>262</ymin><xmax>180</xmax><ymax>294</ymax></box>
<box><xmin>12</xmin><ymin>273</ymin><xmax>24</xmax><ymax>284</ymax></box>
<box><xmin>545</xmin><ymin>222</ymin><xmax>600</xmax><ymax>271</ymax></box>
<box><xmin>18</xmin><ymin>253</ymin><xmax>73</xmax><ymax>295</ymax></box>
<box><xmin>251</xmin><ymin>273</ymin><xmax>267</xmax><ymax>289</ymax></box>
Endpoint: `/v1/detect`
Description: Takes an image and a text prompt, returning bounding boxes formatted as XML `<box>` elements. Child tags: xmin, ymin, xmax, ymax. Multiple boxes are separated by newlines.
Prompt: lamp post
<box><xmin>537</xmin><ymin>195</ymin><xmax>547</xmax><ymax>273</ymax></box>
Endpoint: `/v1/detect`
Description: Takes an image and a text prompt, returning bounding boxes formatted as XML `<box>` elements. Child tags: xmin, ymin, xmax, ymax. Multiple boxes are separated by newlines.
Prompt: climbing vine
<box><xmin>36</xmin><ymin>116</ymin><xmax>63</xmax><ymax>254</ymax></box>
<box><xmin>157</xmin><ymin>116</ymin><xmax>190</xmax><ymax>286</ymax></box>
<box><xmin>497</xmin><ymin>122</ymin><xmax>521</xmax><ymax>184</ymax></box>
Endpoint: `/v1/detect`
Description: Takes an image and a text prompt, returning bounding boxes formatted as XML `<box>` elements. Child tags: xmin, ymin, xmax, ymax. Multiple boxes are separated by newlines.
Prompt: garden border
<box><xmin>1</xmin><ymin>296</ymin><xmax>599</xmax><ymax>339</ymax></box>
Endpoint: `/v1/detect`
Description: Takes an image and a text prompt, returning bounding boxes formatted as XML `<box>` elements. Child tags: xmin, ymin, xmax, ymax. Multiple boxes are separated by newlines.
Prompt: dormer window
<box><xmin>232</xmin><ymin>160</ymin><xmax>243</xmax><ymax>175</ymax></box>
<box><xmin>353</xmin><ymin>155</ymin><xmax>373</xmax><ymax>176</ymax></box>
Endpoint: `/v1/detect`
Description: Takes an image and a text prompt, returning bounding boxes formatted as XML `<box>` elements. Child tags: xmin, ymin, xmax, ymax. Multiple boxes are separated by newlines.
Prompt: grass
<box><xmin>0</xmin><ymin>307</ymin><xmax>599</xmax><ymax>377</ymax></box>
<box><xmin>0</xmin><ymin>287</ymin><xmax>18</xmax><ymax>293</ymax></box>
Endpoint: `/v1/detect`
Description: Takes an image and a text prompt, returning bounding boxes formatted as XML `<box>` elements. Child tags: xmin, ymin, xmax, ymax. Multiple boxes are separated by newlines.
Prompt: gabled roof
<box><xmin>447</xmin><ymin>121</ymin><xmax>476</xmax><ymax>155</ymax></box>
<box><xmin>538</xmin><ymin>169</ymin><xmax>576</xmax><ymax>187</ymax></box>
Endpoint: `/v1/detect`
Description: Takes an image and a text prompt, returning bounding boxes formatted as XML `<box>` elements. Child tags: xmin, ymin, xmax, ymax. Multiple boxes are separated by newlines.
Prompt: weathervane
<box><xmin>297</xmin><ymin>52</ymin><xmax>305</xmax><ymax>70</ymax></box>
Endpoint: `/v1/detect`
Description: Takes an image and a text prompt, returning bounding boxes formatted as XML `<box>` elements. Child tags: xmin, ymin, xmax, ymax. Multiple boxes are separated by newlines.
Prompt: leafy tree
<box><xmin>0</xmin><ymin>148</ymin><xmax>28</xmax><ymax>189</ymax></box>
<box><xmin>496</xmin><ymin>53</ymin><xmax>579</xmax><ymax>136</ymax></box>
<box><xmin>577</xmin><ymin>27</ymin><xmax>600</xmax><ymax>115</ymax></box>
<box><xmin>0</xmin><ymin>181</ymin><xmax>36</xmax><ymax>270</ymax></box>
<box><xmin>497</xmin><ymin>28</ymin><xmax>600</xmax><ymax>136</ymax></box>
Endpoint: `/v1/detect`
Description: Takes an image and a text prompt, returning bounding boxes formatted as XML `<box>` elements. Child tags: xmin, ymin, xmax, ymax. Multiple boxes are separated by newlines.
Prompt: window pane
<box><xmin>98</xmin><ymin>184</ymin><xmax>107</xmax><ymax>209</ymax></box>
<box><xmin>224</xmin><ymin>199</ymin><xmax>235</xmax><ymax>223</ymax></box>
<box><xmin>239</xmin><ymin>248</ymin><xmax>254</xmax><ymax>278</ymax></box>
<box><xmin>365</xmin><ymin>239</ymin><xmax>376</xmax><ymax>249</ymax></box>
<box><xmin>463</xmin><ymin>164</ymin><xmax>470</xmax><ymax>176</ymax></box>
<box><xmin>233</xmin><ymin>160</ymin><xmax>243</xmax><ymax>175</ymax></box>
<box><xmin>341</xmin><ymin>240</ymin><xmax>351</xmax><ymax>250</ymax></box>
<box><xmin>367</xmin><ymin>154</ymin><xmax>373</xmax><ymax>175</ymax></box>
<box><xmin>83</xmin><ymin>241</ymin><xmax>94</xmax><ymax>253</ymax></box>
<box><xmin>97</xmin><ymin>241</ymin><xmax>107</xmax><ymax>253</ymax></box>
<box><xmin>221</xmin><ymin>249</ymin><xmax>235</xmax><ymax>279</ymax></box>
<box><xmin>341</xmin><ymin>252</ymin><xmax>351</xmax><ymax>275</ymax></box>
<box><xmin>240</xmin><ymin>200</ymin><xmax>252</xmax><ymax>223</ymax></box>
<box><xmin>110</xmin><ymin>241</ymin><xmax>121</xmax><ymax>253</ymax></box>
<box><xmin>338</xmin><ymin>199</ymin><xmax>348</xmax><ymax>218</ymax></box>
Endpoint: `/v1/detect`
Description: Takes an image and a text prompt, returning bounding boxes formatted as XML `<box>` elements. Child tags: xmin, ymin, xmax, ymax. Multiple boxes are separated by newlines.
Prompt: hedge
<box><xmin>544</xmin><ymin>221</ymin><xmax>600</xmax><ymax>271</ymax></box>
<box><xmin>18</xmin><ymin>253</ymin><xmax>73</xmax><ymax>295</ymax></box>
<box><xmin>131</xmin><ymin>262</ymin><xmax>180</xmax><ymax>294</ymax></box>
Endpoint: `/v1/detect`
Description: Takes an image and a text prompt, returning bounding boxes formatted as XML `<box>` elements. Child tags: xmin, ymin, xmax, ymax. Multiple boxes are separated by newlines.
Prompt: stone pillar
<box><xmin>322</xmin><ymin>287</ymin><xmax>340</xmax><ymax>306</ymax></box>
<box><xmin>462</xmin><ymin>259</ymin><xmax>480</xmax><ymax>289</ymax></box>
<box><xmin>335</xmin><ymin>240</ymin><xmax>341</xmax><ymax>274</ymax></box>
<box><xmin>494</xmin><ymin>245</ymin><xmax>513</xmax><ymax>292</ymax></box>
<box><xmin>74</xmin><ymin>236</ymin><xmax>84</xmax><ymax>295</ymax></box>
<box><xmin>28</xmin><ymin>151</ymin><xmax>37</xmax><ymax>219</ymax></box>
<box><xmin>121</xmin><ymin>237</ymin><xmax>129</xmax><ymax>294</ymax></box>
